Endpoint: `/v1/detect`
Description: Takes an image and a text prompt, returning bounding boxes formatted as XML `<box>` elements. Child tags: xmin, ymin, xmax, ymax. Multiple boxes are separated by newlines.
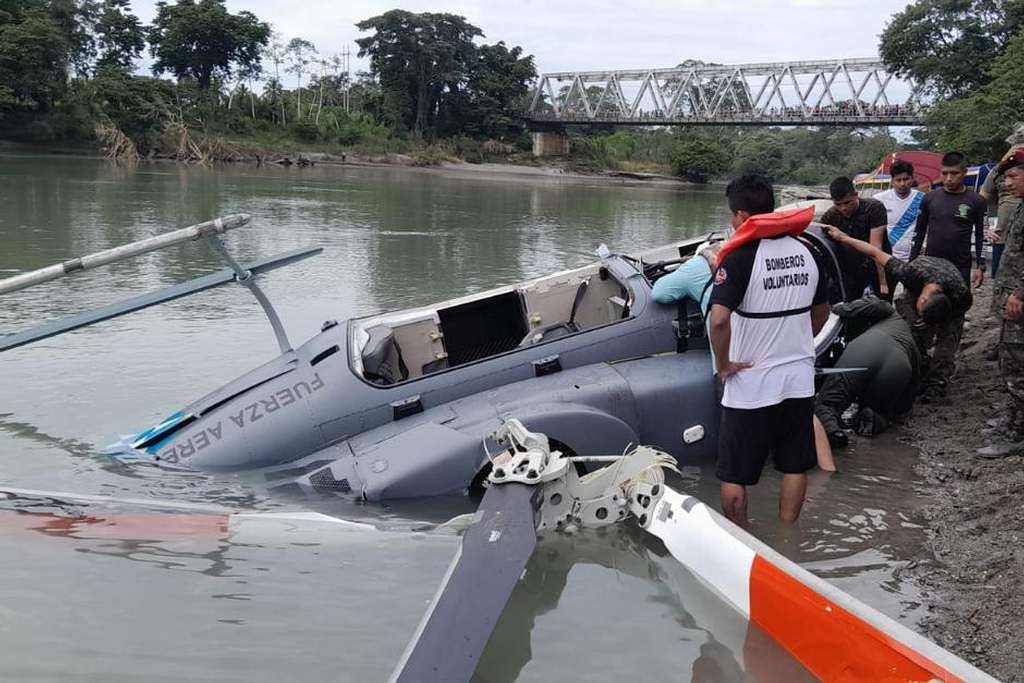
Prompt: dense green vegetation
<box><xmin>879</xmin><ymin>0</ymin><xmax>1024</xmax><ymax>159</ymax></box>
<box><xmin>563</xmin><ymin>127</ymin><xmax>898</xmax><ymax>185</ymax></box>
<box><xmin>1</xmin><ymin>0</ymin><xmax>1021</xmax><ymax>180</ymax></box>
<box><xmin>0</xmin><ymin>2</ymin><xmax>536</xmax><ymax>160</ymax></box>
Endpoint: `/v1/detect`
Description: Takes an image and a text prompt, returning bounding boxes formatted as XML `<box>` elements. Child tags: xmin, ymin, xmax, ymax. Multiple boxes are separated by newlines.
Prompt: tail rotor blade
<box><xmin>391</xmin><ymin>483</ymin><xmax>540</xmax><ymax>683</ymax></box>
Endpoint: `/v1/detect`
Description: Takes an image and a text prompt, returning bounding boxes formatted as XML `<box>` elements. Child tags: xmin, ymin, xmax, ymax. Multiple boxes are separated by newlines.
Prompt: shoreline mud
<box><xmin>900</xmin><ymin>282</ymin><xmax>1024</xmax><ymax>680</ymax></box>
<box><xmin>0</xmin><ymin>140</ymin><xmax>703</xmax><ymax>191</ymax></box>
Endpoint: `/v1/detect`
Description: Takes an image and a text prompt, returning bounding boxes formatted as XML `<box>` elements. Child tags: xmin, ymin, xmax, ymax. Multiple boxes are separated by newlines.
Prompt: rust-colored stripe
<box><xmin>748</xmin><ymin>555</ymin><xmax>964</xmax><ymax>683</ymax></box>
<box><xmin>0</xmin><ymin>510</ymin><xmax>230</xmax><ymax>539</ymax></box>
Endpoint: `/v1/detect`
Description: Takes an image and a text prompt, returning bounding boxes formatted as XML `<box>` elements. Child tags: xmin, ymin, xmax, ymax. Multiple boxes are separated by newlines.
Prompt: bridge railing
<box><xmin>525</xmin><ymin>58</ymin><xmax>924</xmax><ymax>126</ymax></box>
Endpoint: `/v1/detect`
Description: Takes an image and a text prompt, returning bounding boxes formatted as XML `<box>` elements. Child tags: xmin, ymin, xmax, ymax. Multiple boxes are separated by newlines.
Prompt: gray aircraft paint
<box><xmin>122</xmin><ymin>226</ymin><xmax>846</xmax><ymax>500</ymax></box>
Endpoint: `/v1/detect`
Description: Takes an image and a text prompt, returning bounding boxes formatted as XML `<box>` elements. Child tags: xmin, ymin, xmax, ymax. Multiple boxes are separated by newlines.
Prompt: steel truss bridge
<box><xmin>525</xmin><ymin>58</ymin><xmax>923</xmax><ymax>127</ymax></box>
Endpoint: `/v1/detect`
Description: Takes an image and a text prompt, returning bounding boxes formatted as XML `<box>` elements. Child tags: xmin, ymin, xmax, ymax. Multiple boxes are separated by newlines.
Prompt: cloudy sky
<box><xmin>130</xmin><ymin>0</ymin><xmax>911</xmax><ymax>74</ymax></box>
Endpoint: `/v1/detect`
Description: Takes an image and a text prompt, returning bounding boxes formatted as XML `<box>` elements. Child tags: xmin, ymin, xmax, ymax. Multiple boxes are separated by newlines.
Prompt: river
<box><xmin>0</xmin><ymin>155</ymin><xmax>929</xmax><ymax>681</ymax></box>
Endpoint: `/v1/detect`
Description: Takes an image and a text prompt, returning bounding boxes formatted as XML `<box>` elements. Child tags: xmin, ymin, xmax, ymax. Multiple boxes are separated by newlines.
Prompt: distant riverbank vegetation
<box><xmin>1</xmin><ymin>0</ymin><xmax>1021</xmax><ymax>182</ymax></box>
<box><xmin>0</xmin><ymin>3</ymin><xmax>536</xmax><ymax>164</ymax></box>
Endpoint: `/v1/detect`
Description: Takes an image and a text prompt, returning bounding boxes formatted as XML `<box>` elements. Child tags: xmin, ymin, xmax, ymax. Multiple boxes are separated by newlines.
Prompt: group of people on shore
<box><xmin>652</xmin><ymin>146</ymin><xmax>1024</xmax><ymax>527</ymax></box>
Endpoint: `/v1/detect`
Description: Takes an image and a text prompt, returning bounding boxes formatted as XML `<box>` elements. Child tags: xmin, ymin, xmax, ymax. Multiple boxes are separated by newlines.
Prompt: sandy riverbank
<box><xmin>898</xmin><ymin>282</ymin><xmax>1024</xmax><ymax>680</ymax></box>
<box><xmin>0</xmin><ymin>139</ymin><xmax>705</xmax><ymax>191</ymax></box>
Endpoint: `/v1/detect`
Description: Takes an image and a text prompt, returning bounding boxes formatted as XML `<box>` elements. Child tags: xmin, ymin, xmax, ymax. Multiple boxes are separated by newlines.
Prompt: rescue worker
<box><xmin>978</xmin><ymin>149</ymin><xmax>1024</xmax><ymax>458</ymax></box>
<box><xmin>909</xmin><ymin>151</ymin><xmax>987</xmax><ymax>401</ymax></box>
<box><xmin>654</xmin><ymin>239</ymin><xmax>837</xmax><ymax>473</ymax></box>
<box><xmin>821</xmin><ymin>228</ymin><xmax>973</xmax><ymax>405</ymax></box>
<box><xmin>814</xmin><ymin>296</ymin><xmax>921</xmax><ymax>448</ymax></box>
<box><xmin>708</xmin><ymin>175</ymin><xmax>831</xmax><ymax>527</ymax></box>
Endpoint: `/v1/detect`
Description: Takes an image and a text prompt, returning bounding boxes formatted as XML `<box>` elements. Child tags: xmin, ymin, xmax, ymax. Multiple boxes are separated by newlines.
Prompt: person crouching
<box><xmin>814</xmin><ymin>296</ymin><xmax>921</xmax><ymax>448</ymax></box>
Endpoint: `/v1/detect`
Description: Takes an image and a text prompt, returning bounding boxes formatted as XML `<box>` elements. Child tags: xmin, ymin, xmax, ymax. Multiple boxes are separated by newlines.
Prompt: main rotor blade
<box><xmin>0</xmin><ymin>246</ymin><xmax>322</xmax><ymax>352</ymax></box>
<box><xmin>391</xmin><ymin>483</ymin><xmax>540</xmax><ymax>683</ymax></box>
<box><xmin>0</xmin><ymin>214</ymin><xmax>251</xmax><ymax>295</ymax></box>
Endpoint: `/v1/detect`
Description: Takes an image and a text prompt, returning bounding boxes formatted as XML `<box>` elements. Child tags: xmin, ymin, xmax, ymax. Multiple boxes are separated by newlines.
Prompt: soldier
<box><xmin>978</xmin><ymin>149</ymin><xmax>1024</xmax><ymax>458</ymax></box>
<box><xmin>908</xmin><ymin>152</ymin><xmax>987</xmax><ymax>401</ymax></box>
<box><xmin>821</xmin><ymin>227</ymin><xmax>973</xmax><ymax>409</ymax></box>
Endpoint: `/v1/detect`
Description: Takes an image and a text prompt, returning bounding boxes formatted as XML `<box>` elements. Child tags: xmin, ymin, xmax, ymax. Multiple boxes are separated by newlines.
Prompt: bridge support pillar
<box><xmin>531</xmin><ymin>130</ymin><xmax>570</xmax><ymax>157</ymax></box>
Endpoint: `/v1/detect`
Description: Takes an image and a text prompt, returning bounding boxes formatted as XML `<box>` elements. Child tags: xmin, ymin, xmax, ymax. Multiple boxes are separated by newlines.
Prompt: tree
<box><xmin>456</xmin><ymin>41</ymin><xmax>535</xmax><ymax>139</ymax></box>
<box><xmin>925</xmin><ymin>27</ymin><xmax>1024</xmax><ymax>159</ymax></box>
<box><xmin>356</xmin><ymin>10</ymin><xmax>482</xmax><ymax>137</ymax></box>
<box><xmin>261</xmin><ymin>33</ymin><xmax>287</xmax><ymax>125</ymax></box>
<box><xmin>89</xmin><ymin>66</ymin><xmax>175</xmax><ymax>149</ymax></box>
<box><xmin>879</xmin><ymin>0</ymin><xmax>1024</xmax><ymax>97</ymax></box>
<box><xmin>285</xmin><ymin>37</ymin><xmax>315</xmax><ymax>119</ymax></box>
<box><xmin>47</xmin><ymin>0</ymin><xmax>96</xmax><ymax>77</ymax></box>
<box><xmin>0</xmin><ymin>8</ymin><xmax>70</xmax><ymax>114</ymax></box>
<box><xmin>148</xmin><ymin>0</ymin><xmax>269</xmax><ymax>91</ymax></box>
<box><xmin>93</xmin><ymin>0</ymin><xmax>144</xmax><ymax>70</ymax></box>
<box><xmin>669</xmin><ymin>136</ymin><xmax>730</xmax><ymax>183</ymax></box>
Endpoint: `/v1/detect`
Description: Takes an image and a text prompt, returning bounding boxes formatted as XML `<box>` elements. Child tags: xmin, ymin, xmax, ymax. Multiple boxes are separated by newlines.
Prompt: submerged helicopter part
<box><xmin>391</xmin><ymin>420</ymin><xmax>994</xmax><ymax>683</ymax></box>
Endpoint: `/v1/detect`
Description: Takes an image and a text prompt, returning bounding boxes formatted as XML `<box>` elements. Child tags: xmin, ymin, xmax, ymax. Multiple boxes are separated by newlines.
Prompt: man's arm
<box><xmin>972</xmin><ymin>199</ymin><xmax>986</xmax><ymax>288</ymax></box>
<box><xmin>822</xmin><ymin>226</ymin><xmax>892</xmax><ymax>268</ymax></box>
<box><xmin>909</xmin><ymin>196</ymin><xmax>929</xmax><ymax>260</ymax></box>
<box><xmin>869</xmin><ymin>225</ymin><xmax>888</xmax><ymax>296</ymax></box>
<box><xmin>709</xmin><ymin>304</ymin><xmax>732</xmax><ymax>370</ymax></box>
<box><xmin>811</xmin><ymin>302</ymin><xmax>830</xmax><ymax>336</ymax></box>
<box><xmin>709</xmin><ymin>304</ymin><xmax>751</xmax><ymax>381</ymax></box>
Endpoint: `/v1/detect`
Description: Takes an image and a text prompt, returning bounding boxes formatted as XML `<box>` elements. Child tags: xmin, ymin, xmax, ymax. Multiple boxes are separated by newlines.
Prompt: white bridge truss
<box><xmin>526</xmin><ymin>58</ymin><xmax>922</xmax><ymax>126</ymax></box>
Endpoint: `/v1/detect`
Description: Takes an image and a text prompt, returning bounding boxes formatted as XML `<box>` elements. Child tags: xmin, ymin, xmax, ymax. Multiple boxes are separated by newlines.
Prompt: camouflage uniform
<box><xmin>993</xmin><ymin>203</ymin><xmax>1024</xmax><ymax>439</ymax></box>
<box><xmin>885</xmin><ymin>256</ymin><xmax>973</xmax><ymax>397</ymax></box>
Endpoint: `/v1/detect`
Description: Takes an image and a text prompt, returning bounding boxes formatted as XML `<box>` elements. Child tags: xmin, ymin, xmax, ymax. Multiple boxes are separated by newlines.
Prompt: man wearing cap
<box><xmin>978</xmin><ymin>149</ymin><xmax>1024</xmax><ymax>458</ymax></box>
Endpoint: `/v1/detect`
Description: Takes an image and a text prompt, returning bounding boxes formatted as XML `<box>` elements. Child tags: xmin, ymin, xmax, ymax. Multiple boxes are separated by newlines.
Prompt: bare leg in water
<box><xmin>779</xmin><ymin>473</ymin><xmax>807</xmax><ymax>523</ymax></box>
<box><xmin>720</xmin><ymin>482</ymin><xmax>748</xmax><ymax>528</ymax></box>
<box><xmin>813</xmin><ymin>415</ymin><xmax>836</xmax><ymax>472</ymax></box>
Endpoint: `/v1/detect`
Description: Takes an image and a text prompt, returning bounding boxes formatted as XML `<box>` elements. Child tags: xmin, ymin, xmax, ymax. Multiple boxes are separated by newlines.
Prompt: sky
<box><xmin>129</xmin><ymin>0</ymin><xmax>913</xmax><ymax>75</ymax></box>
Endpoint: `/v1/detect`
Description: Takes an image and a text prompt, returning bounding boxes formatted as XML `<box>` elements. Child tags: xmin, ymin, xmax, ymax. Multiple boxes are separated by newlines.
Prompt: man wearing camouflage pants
<box><xmin>979</xmin><ymin>149</ymin><xmax>1024</xmax><ymax>458</ymax></box>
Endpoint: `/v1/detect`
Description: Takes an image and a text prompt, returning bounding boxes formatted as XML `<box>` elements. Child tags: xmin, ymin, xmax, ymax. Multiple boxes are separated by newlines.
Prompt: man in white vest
<box><xmin>709</xmin><ymin>175</ymin><xmax>832</xmax><ymax>527</ymax></box>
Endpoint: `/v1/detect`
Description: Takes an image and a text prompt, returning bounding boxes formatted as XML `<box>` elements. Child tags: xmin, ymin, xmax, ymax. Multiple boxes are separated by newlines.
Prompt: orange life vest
<box><xmin>714</xmin><ymin>205</ymin><xmax>816</xmax><ymax>268</ymax></box>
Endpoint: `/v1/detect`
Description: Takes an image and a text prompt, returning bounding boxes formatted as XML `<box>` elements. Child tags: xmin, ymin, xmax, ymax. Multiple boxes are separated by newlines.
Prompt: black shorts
<box><xmin>716</xmin><ymin>396</ymin><xmax>817</xmax><ymax>485</ymax></box>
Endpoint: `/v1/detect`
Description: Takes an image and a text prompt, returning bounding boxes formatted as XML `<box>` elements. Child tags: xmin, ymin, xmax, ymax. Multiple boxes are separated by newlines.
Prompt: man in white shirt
<box><xmin>875</xmin><ymin>160</ymin><xmax>925</xmax><ymax>262</ymax></box>
<box><xmin>708</xmin><ymin>175</ymin><xmax>831</xmax><ymax>527</ymax></box>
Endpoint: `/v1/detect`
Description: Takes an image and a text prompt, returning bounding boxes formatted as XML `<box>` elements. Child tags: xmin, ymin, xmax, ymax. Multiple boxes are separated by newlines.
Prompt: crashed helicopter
<box><xmin>1</xmin><ymin>210</ymin><xmax>845</xmax><ymax>502</ymax></box>
<box><xmin>1</xmin><ymin>209</ymin><xmax>996</xmax><ymax>683</ymax></box>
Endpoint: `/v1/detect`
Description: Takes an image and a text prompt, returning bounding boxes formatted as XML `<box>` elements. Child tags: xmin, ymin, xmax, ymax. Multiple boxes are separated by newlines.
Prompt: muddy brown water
<box><xmin>0</xmin><ymin>155</ymin><xmax>928</xmax><ymax>681</ymax></box>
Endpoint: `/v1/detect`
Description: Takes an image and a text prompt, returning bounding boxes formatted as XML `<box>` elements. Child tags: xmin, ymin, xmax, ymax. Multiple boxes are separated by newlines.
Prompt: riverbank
<box><xmin>0</xmin><ymin>139</ymin><xmax>701</xmax><ymax>192</ymax></box>
<box><xmin>900</xmin><ymin>282</ymin><xmax>1024</xmax><ymax>680</ymax></box>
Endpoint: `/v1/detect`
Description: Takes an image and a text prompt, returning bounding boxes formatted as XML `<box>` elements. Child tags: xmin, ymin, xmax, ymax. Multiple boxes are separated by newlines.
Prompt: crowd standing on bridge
<box><xmin>654</xmin><ymin>143</ymin><xmax>1024</xmax><ymax>526</ymax></box>
<box><xmin>529</xmin><ymin>102</ymin><xmax>916</xmax><ymax>123</ymax></box>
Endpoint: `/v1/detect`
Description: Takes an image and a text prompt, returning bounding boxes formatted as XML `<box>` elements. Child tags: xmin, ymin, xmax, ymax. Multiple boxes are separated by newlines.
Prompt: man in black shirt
<box><xmin>910</xmin><ymin>151</ymin><xmax>987</xmax><ymax>287</ymax></box>
<box><xmin>821</xmin><ymin>177</ymin><xmax>891</xmax><ymax>300</ymax></box>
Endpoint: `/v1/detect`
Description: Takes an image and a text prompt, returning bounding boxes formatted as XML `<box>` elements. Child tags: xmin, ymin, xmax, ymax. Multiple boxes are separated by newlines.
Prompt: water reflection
<box><xmin>682</xmin><ymin>431</ymin><xmax>928</xmax><ymax>623</ymax></box>
<box><xmin>476</xmin><ymin>527</ymin><xmax>813</xmax><ymax>682</ymax></box>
